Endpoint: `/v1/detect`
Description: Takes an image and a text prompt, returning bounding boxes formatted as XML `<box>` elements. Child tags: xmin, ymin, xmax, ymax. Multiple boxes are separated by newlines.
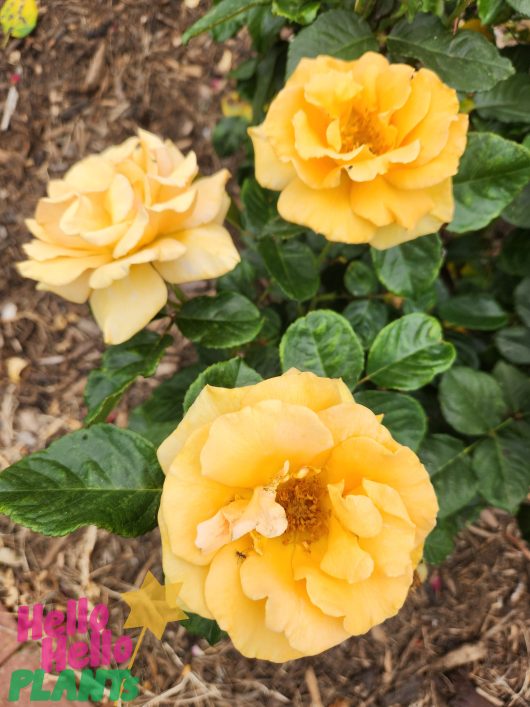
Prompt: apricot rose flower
<box><xmin>249</xmin><ymin>53</ymin><xmax>468</xmax><ymax>249</ymax></box>
<box><xmin>158</xmin><ymin>369</ymin><xmax>438</xmax><ymax>661</ymax></box>
<box><xmin>18</xmin><ymin>129</ymin><xmax>240</xmax><ymax>344</ymax></box>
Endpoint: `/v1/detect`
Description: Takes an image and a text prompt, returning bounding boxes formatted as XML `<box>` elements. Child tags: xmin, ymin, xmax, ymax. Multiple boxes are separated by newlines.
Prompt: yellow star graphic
<box><xmin>121</xmin><ymin>570</ymin><xmax>187</xmax><ymax>640</ymax></box>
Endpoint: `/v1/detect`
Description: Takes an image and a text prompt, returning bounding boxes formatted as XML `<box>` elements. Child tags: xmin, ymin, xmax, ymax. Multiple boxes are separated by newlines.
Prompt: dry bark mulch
<box><xmin>0</xmin><ymin>2</ymin><xmax>529</xmax><ymax>705</ymax></box>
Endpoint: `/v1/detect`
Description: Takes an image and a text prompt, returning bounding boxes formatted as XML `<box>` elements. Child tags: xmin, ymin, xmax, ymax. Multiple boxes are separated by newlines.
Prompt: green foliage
<box><xmin>0</xmin><ymin>425</ymin><xmax>164</xmax><ymax>536</ymax></box>
<box><xmin>370</xmin><ymin>235</ymin><xmax>443</xmax><ymax>298</ymax></box>
<box><xmin>280</xmin><ymin>310</ymin><xmax>364</xmax><ymax>385</ymax></box>
<box><xmin>258</xmin><ymin>236</ymin><xmax>320</xmax><ymax>301</ymax></box>
<box><xmin>450</xmin><ymin>133</ymin><xmax>530</xmax><ymax>233</ymax></box>
<box><xmin>388</xmin><ymin>14</ymin><xmax>513</xmax><ymax>92</ymax></box>
<box><xmin>180</xmin><ymin>614</ymin><xmax>227</xmax><ymax>644</ymax></box>
<box><xmin>344</xmin><ymin>260</ymin><xmax>378</xmax><ymax>296</ymax></box>
<box><xmin>342</xmin><ymin>300</ymin><xmax>389</xmax><ymax>349</ymax></box>
<box><xmin>438</xmin><ymin>294</ymin><xmax>509</xmax><ymax>330</ymax></box>
<box><xmin>129</xmin><ymin>364</ymin><xmax>204</xmax><ymax>446</ymax></box>
<box><xmin>366</xmin><ymin>313</ymin><xmax>455</xmax><ymax>390</ymax></box>
<box><xmin>439</xmin><ymin>367</ymin><xmax>507</xmax><ymax>436</ymax></box>
<box><xmin>84</xmin><ymin>331</ymin><xmax>172</xmax><ymax>426</ymax></box>
<box><xmin>355</xmin><ymin>390</ymin><xmax>427</xmax><ymax>450</ymax></box>
<box><xmin>176</xmin><ymin>292</ymin><xmax>263</xmax><ymax>348</ymax></box>
<box><xmin>475</xmin><ymin>74</ymin><xmax>530</xmax><ymax>124</ymax></box>
<box><xmin>272</xmin><ymin>0</ymin><xmax>320</xmax><ymax>24</ymax></box>
<box><xmin>183</xmin><ymin>358</ymin><xmax>262</xmax><ymax>412</ymax></box>
<box><xmin>286</xmin><ymin>10</ymin><xmax>377</xmax><ymax>75</ymax></box>
<box><xmin>182</xmin><ymin>0</ymin><xmax>270</xmax><ymax>43</ymax></box>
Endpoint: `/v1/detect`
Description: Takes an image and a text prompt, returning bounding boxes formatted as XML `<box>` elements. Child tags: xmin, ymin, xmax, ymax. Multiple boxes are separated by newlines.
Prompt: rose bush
<box><xmin>158</xmin><ymin>370</ymin><xmax>437</xmax><ymax>660</ymax></box>
<box><xmin>18</xmin><ymin>129</ymin><xmax>239</xmax><ymax>344</ymax></box>
<box><xmin>250</xmin><ymin>53</ymin><xmax>468</xmax><ymax>248</ymax></box>
<box><xmin>2</xmin><ymin>0</ymin><xmax>530</xmax><ymax>666</ymax></box>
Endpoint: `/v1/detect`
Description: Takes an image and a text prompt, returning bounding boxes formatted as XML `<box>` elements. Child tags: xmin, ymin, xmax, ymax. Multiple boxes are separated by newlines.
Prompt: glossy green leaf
<box><xmin>240</xmin><ymin>177</ymin><xmax>277</xmax><ymax>234</ymax></box>
<box><xmin>370</xmin><ymin>235</ymin><xmax>443</xmax><ymax>297</ymax></box>
<box><xmin>498</xmin><ymin>229</ymin><xmax>530</xmax><ymax>276</ymax></box>
<box><xmin>176</xmin><ymin>292</ymin><xmax>263</xmax><ymax>348</ymax></box>
<box><xmin>450</xmin><ymin>133</ymin><xmax>530</xmax><ymax>233</ymax></box>
<box><xmin>515</xmin><ymin>276</ymin><xmax>530</xmax><ymax>326</ymax></box>
<box><xmin>495</xmin><ymin>326</ymin><xmax>530</xmax><ymax>364</ymax></box>
<box><xmin>423</xmin><ymin>524</ymin><xmax>456</xmax><ymax>564</ymax></box>
<box><xmin>439</xmin><ymin>366</ymin><xmax>506</xmax><ymax>435</ymax></box>
<box><xmin>477</xmin><ymin>0</ymin><xmax>506</xmax><ymax>23</ymax></box>
<box><xmin>419</xmin><ymin>434</ymin><xmax>478</xmax><ymax>519</ymax></box>
<box><xmin>388</xmin><ymin>14</ymin><xmax>514</xmax><ymax>92</ymax></box>
<box><xmin>180</xmin><ymin>614</ymin><xmax>227</xmax><ymax>645</ymax></box>
<box><xmin>280</xmin><ymin>310</ymin><xmax>364</xmax><ymax>386</ymax></box>
<box><xmin>286</xmin><ymin>9</ymin><xmax>377</xmax><ymax>76</ymax></box>
<box><xmin>473</xmin><ymin>421</ymin><xmax>530</xmax><ymax>512</ymax></box>
<box><xmin>217</xmin><ymin>259</ymin><xmax>258</xmax><ymax>301</ymax></box>
<box><xmin>128</xmin><ymin>364</ymin><xmax>204</xmax><ymax>447</ymax></box>
<box><xmin>438</xmin><ymin>293</ymin><xmax>509</xmax><ymax>331</ymax></box>
<box><xmin>272</xmin><ymin>0</ymin><xmax>319</xmax><ymax>24</ymax></box>
<box><xmin>342</xmin><ymin>299</ymin><xmax>389</xmax><ymax>349</ymax></box>
<box><xmin>355</xmin><ymin>390</ymin><xmax>427</xmax><ymax>451</ymax></box>
<box><xmin>506</xmin><ymin>0</ymin><xmax>530</xmax><ymax>15</ymax></box>
<box><xmin>0</xmin><ymin>425</ymin><xmax>164</xmax><ymax>537</ymax></box>
<box><xmin>182</xmin><ymin>0</ymin><xmax>269</xmax><ymax>43</ymax></box>
<box><xmin>475</xmin><ymin>73</ymin><xmax>530</xmax><ymax>123</ymax></box>
<box><xmin>344</xmin><ymin>261</ymin><xmax>378</xmax><ymax>297</ymax></box>
<box><xmin>366</xmin><ymin>313</ymin><xmax>455</xmax><ymax>391</ymax></box>
<box><xmin>502</xmin><ymin>183</ymin><xmax>530</xmax><ymax>228</ymax></box>
<box><xmin>258</xmin><ymin>236</ymin><xmax>319</xmax><ymax>301</ymax></box>
<box><xmin>493</xmin><ymin>361</ymin><xmax>530</xmax><ymax>414</ymax></box>
<box><xmin>183</xmin><ymin>358</ymin><xmax>262</xmax><ymax>413</ymax></box>
<box><xmin>84</xmin><ymin>331</ymin><xmax>172</xmax><ymax>426</ymax></box>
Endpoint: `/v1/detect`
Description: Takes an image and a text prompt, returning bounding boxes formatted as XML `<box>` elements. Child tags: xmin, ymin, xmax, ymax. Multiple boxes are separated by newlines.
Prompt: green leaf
<box><xmin>439</xmin><ymin>366</ymin><xmax>506</xmax><ymax>436</ymax></box>
<box><xmin>419</xmin><ymin>434</ymin><xmax>478</xmax><ymax>519</ymax></box>
<box><xmin>84</xmin><ymin>332</ymin><xmax>172</xmax><ymax>426</ymax></box>
<box><xmin>258</xmin><ymin>236</ymin><xmax>319</xmax><ymax>301</ymax></box>
<box><xmin>241</xmin><ymin>178</ymin><xmax>276</xmax><ymax>234</ymax></box>
<box><xmin>506</xmin><ymin>0</ymin><xmax>530</xmax><ymax>15</ymax></box>
<box><xmin>272</xmin><ymin>0</ymin><xmax>319</xmax><ymax>24</ymax></box>
<box><xmin>515</xmin><ymin>276</ymin><xmax>530</xmax><ymax>326</ymax></box>
<box><xmin>450</xmin><ymin>133</ymin><xmax>530</xmax><ymax>233</ymax></box>
<box><xmin>438</xmin><ymin>293</ymin><xmax>509</xmax><ymax>331</ymax></box>
<box><xmin>477</xmin><ymin>0</ymin><xmax>506</xmax><ymax>24</ymax></box>
<box><xmin>499</xmin><ymin>229</ymin><xmax>530</xmax><ymax>276</ymax></box>
<box><xmin>176</xmin><ymin>292</ymin><xmax>263</xmax><ymax>349</ymax></box>
<box><xmin>182</xmin><ymin>0</ymin><xmax>269</xmax><ymax>43</ymax></box>
<box><xmin>419</xmin><ymin>433</ymin><xmax>466</xmax><ymax>476</ymax></box>
<box><xmin>183</xmin><ymin>358</ymin><xmax>262</xmax><ymax>413</ymax></box>
<box><xmin>493</xmin><ymin>361</ymin><xmax>530</xmax><ymax>414</ymax></box>
<box><xmin>475</xmin><ymin>74</ymin><xmax>530</xmax><ymax>124</ymax></box>
<box><xmin>180</xmin><ymin>614</ymin><xmax>227</xmax><ymax>644</ymax></box>
<box><xmin>342</xmin><ymin>299</ymin><xmax>389</xmax><ymax>349</ymax></box>
<box><xmin>128</xmin><ymin>364</ymin><xmax>204</xmax><ymax>447</ymax></box>
<box><xmin>473</xmin><ymin>421</ymin><xmax>530</xmax><ymax>512</ymax></box>
<box><xmin>366</xmin><ymin>313</ymin><xmax>455</xmax><ymax>391</ymax></box>
<box><xmin>286</xmin><ymin>9</ymin><xmax>378</xmax><ymax>77</ymax></box>
<box><xmin>355</xmin><ymin>390</ymin><xmax>427</xmax><ymax>451</ymax></box>
<box><xmin>423</xmin><ymin>524</ymin><xmax>456</xmax><ymax>564</ymax></box>
<box><xmin>280</xmin><ymin>310</ymin><xmax>364</xmax><ymax>386</ymax></box>
<box><xmin>502</xmin><ymin>182</ymin><xmax>530</xmax><ymax>228</ymax></box>
<box><xmin>0</xmin><ymin>425</ymin><xmax>163</xmax><ymax>537</ymax></box>
<box><xmin>344</xmin><ymin>261</ymin><xmax>378</xmax><ymax>296</ymax></box>
<box><xmin>388</xmin><ymin>14</ymin><xmax>514</xmax><ymax>92</ymax></box>
<box><xmin>495</xmin><ymin>326</ymin><xmax>530</xmax><ymax>364</ymax></box>
<box><xmin>217</xmin><ymin>259</ymin><xmax>258</xmax><ymax>301</ymax></box>
<box><xmin>371</xmin><ymin>235</ymin><xmax>443</xmax><ymax>298</ymax></box>
<box><xmin>212</xmin><ymin>117</ymin><xmax>250</xmax><ymax>157</ymax></box>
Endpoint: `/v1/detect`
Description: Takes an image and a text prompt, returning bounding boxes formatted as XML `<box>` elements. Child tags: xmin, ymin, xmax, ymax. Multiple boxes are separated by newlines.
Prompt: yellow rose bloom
<box><xmin>158</xmin><ymin>369</ymin><xmax>438</xmax><ymax>661</ymax></box>
<box><xmin>249</xmin><ymin>53</ymin><xmax>469</xmax><ymax>249</ymax></box>
<box><xmin>18</xmin><ymin>129</ymin><xmax>240</xmax><ymax>344</ymax></box>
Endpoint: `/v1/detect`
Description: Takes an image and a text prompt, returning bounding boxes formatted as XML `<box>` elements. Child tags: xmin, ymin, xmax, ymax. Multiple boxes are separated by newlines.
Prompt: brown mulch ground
<box><xmin>0</xmin><ymin>2</ymin><xmax>529</xmax><ymax>705</ymax></box>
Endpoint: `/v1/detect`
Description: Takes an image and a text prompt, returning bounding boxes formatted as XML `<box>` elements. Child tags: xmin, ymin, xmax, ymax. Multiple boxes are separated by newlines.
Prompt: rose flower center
<box><xmin>276</xmin><ymin>475</ymin><xmax>329</xmax><ymax>544</ymax></box>
<box><xmin>340</xmin><ymin>108</ymin><xmax>391</xmax><ymax>155</ymax></box>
